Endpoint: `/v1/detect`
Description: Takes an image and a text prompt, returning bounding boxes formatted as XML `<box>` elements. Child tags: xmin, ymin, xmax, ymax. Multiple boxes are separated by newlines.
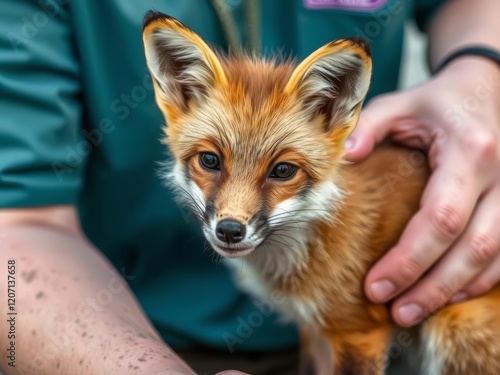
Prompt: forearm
<box><xmin>0</xmin><ymin>207</ymin><xmax>194</xmax><ymax>375</ymax></box>
<box><xmin>428</xmin><ymin>0</ymin><xmax>500</xmax><ymax>70</ymax></box>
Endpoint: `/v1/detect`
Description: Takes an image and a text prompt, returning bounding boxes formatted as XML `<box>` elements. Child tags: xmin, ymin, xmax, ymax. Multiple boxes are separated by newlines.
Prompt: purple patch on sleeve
<box><xmin>304</xmin><ymin>0</ymin><xmax>388</xmax><ymax>11</ymax></box>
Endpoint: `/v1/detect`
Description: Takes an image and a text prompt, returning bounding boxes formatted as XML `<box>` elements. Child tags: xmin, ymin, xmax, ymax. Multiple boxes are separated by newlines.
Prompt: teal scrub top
<box><xmin>0</xmin><ymin>0</ymin><xmax>446</xmax><ymax>351</ymax></box>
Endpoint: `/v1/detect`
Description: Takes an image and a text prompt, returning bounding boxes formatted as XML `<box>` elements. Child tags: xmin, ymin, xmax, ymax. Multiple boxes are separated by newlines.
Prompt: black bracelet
<box><xmin>433</xmin><ymin>46</ymin><xmax>500</xmax><ymax>74</ymax></box>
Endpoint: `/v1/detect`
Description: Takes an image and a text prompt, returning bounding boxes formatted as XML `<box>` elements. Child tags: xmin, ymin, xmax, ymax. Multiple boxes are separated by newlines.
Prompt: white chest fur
<box><xmin>225</xmin><ymin>256</ymin><xmax>325</xmax><ymax>327</ymax></box>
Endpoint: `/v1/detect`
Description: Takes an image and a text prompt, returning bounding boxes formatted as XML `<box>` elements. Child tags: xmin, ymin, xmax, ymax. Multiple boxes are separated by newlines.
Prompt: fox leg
<box><xmin>324</xmin><ymin>324</ymin><xmax>392</xmax><ymax>375</ymax></box>
<box><xmin>420</xmin><ymin>286</ymin><xmax>500</xmax><ymax>375</ymax></box>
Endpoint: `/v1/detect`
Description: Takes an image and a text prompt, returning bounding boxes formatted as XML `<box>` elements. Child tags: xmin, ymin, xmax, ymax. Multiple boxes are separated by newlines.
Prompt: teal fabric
<box><xmin>0</xmin><ymin>0</ymin><xmax>447</xmax><ymax>351</ymax></box>
<box><xmin>0</xmin><ymin>1</ymin><xmax>83</xmax><ymax>207</ymax></box>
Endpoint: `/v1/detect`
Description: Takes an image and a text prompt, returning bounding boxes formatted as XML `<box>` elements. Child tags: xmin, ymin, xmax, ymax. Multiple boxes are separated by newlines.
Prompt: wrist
<box><xmin>433</xmin><ymin>55</ymin><xmax>500</xmax><ymax>91</ymax></box>
<box><xmin>433</xmin><ymin>45</ymin><xmax>500</xmax><ymax>75</ymax></box>
<box><xmin>435</xmin><ymin>54</ymin><xmax>500</xmax><ymax>79</ymax></box>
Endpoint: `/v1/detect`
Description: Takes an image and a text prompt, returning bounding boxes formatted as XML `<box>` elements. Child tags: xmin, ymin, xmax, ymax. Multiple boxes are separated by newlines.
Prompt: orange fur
<box><xmin>143</xmin><ymin>11</ymin><xmax>500</xmax><ymax>375</ymax></box>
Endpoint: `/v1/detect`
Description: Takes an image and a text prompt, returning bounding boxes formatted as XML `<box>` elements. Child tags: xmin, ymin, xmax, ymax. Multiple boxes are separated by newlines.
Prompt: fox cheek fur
<box><xmin>143</xmin><ymin>10</ymin><xmax>500</xmax><ymax>375</ymax></box>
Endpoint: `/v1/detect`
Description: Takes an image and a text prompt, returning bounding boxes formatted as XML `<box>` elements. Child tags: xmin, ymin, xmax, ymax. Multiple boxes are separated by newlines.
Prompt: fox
<box><xmin>142</xmin><ymin>10</ymin><xmax>500</xmax><ymax>375</ymax></box>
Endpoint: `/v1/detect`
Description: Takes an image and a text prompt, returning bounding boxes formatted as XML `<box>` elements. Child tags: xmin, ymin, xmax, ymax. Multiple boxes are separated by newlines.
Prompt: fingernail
<box><xmin>370</xmin><ymin>280</ymin><xmax>396</xmax><ymax>302</ymax></box>
<box><xmin>398</xmin><ymin>304</ymin><xmax>423</xmax><ymax>326</ymax></box>
<box><xmin>450</xmin><ymin>292</ymin><xmax>468</xmax><ymax>304</ymax></box>
<box><xmin>345</xmin><ymin>137</ymin><xmax>356</xmax><ymax>150</ymax></box>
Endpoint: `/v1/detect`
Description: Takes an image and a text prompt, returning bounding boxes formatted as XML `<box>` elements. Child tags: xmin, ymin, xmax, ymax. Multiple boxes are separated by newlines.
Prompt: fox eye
<box><xmin>269</xmin><ymin>163</ymin><xmax>297</xmax><ymax>180</ymax></box>
<box><xmin>199</xmin><ymin>152</ymin><xmax>220</xmax><ymax>171</ymax></box>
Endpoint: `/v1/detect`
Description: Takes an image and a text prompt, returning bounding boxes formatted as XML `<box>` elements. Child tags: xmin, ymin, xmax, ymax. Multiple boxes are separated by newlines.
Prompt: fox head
<box><xmin>143</xmin><ymin>11</ymin><xmax>372</xmax><ymax>259</ymax></box>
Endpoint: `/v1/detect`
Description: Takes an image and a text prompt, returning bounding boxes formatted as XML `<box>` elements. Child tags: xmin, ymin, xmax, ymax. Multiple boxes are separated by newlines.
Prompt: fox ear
<box><xmin>142</xmin><ymin>11</ymin><xmax>227</xmax><ymax>118</ymax></box>
<box><xmin>285</xmin><ymin>38</ymin><xmax>372</xmax><ymax>139</ymax></box>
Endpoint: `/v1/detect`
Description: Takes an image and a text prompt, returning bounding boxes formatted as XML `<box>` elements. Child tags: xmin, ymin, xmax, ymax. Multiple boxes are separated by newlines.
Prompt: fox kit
<box><xmin>143</xmin><ymin>10</ymin><xmax>500</xmax><ymax>375</ymax></box>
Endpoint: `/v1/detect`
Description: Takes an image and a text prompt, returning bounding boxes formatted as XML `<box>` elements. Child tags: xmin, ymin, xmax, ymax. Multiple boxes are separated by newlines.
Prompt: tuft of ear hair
<box><xmin>285</xmin><ymin>37</ymin><xmax>372</xmax><ymax>135</ymax></box>
<box><xmin>142</xmin><ymin>10</ymin><xmax>227</xmax><ymax>118</ymax></box>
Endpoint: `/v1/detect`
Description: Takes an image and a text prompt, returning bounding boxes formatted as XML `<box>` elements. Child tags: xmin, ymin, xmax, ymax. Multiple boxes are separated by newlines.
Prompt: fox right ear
<box><xmin>285</xmin><ymin>38</ymin><xmax>372</xmax><ymax>142</ymax></box>
<box><xmin>142</xmin><ymin>11</ymin><xmax>227</xmax><ymax>119</ymax></box>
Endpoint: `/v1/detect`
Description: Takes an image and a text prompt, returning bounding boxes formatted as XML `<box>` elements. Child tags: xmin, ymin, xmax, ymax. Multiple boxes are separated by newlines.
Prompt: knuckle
<box><xmin>436</xmin><ymin>279</ymin><xmax>461</xmax><ymax>302</ymax></box>
<box><xmin>465</xmin><ymin>233</ymin><xmax>498</xmax><ymax>266</ymax></box>
<box><xmin>397</xmin><ymin>256</ymin><xmax>423</xmax><ymax>284</ymax></box>
<box><xmin>425</xmin><ymin>293</ymin><xmax>448</xmax><ymax>314</ymax></box>
<box><xmin>466</xmin><ymin>131</ymin><xmax>498</xmax><ymax>161</ymax></box>
<box><xmin>431</xmin><ymin>205</ymin><xmax>465</xmax><ymax>240</ymax></box>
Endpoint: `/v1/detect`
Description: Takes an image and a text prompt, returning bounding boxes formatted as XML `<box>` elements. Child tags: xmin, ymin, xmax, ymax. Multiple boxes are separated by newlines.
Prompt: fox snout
<box><xmin>206</xmin><ymin>213</ymin><xmax>263</xmax><ymax>258</ymax></box>
<box><xmin>215</xmin><ymin>219</ymin><xmax>246</xmax><ymax>244</ymax></box>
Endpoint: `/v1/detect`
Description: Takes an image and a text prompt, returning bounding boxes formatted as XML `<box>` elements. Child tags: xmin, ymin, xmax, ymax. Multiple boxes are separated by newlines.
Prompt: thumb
<box><xmin>345</xmin><ymin>93</ymin><xmax>414</xmax><ymax>161</ymax></box>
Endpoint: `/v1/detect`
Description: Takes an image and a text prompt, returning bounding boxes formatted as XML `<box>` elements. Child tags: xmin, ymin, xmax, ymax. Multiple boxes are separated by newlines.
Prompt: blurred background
<box><xmin>400</xmin><ymin>21</ymin><xmax>429</xmax><ymax>89</ymax></box>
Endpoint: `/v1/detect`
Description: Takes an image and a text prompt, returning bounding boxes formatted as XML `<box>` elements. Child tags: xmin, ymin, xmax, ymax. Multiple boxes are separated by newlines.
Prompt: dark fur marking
<box><xmin>335</xmin><ymin>37</ymin><xmax>372</xmax><ymax>57</ymax></box>
<box><xmin>143</xmin><ymin>10</ymin><xmax>191</xmax><ymax>31</ymax></box>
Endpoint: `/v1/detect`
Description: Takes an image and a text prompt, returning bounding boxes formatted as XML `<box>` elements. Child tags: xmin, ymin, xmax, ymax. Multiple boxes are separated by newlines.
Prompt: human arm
<box><xmin>345</xmin><ymin>0</ymin><xmax>500</xmax><ymax>326</ymax></box>
<box><xmin>0</xmin><ymin>2</ymin><xmax>194</xmax><ymax>371</ymax></box>
<box><xmin>0</xmin><ymin>206</ymin><xmax>201</xmax><ymax>374</ymax></box>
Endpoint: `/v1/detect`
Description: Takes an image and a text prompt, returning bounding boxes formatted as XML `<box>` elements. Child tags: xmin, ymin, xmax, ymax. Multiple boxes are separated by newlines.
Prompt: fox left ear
<box><xmin>285</xmin><ymin>38</ymin><xmax>372</xmax><ymax>140</ymax></box>
<box><xmin>142</xmin><ymin>11</ymin><xmax>227</xmax><ymax>121</ymax></box>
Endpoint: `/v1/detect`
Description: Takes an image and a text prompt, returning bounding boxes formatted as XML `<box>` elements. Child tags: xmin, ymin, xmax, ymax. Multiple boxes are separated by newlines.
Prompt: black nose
<box><xmin>216</xmin><ymin>219</ymin><xmax>246</xmax><ymax>244</ymax></box>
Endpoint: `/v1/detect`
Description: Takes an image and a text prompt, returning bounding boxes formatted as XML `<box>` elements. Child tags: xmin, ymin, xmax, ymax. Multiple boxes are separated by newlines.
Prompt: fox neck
<box><xmin>247</xmin><ymin>223</ymin><xmax>313</xmax><ymax>280</ymax></box>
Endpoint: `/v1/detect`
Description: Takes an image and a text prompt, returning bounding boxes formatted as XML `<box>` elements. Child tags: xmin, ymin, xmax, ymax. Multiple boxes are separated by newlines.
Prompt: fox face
<box><xmin>143</xmin><ymin>11</ymin><xmax>372</xmax><ymax>259</ymax></box>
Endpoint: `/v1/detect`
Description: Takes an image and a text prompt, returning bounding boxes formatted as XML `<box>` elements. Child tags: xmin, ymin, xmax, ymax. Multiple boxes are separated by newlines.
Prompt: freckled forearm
<box><xmin>0</xmin><ymin>220</ymin><xmax>194</xmax><ymax>375</ymax></box>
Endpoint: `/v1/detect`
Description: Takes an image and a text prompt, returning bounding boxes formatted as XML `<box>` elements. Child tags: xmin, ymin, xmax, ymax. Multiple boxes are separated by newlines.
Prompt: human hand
<box><xmin>345</xmin><ymin>57</ymin><xmax>500</xmax><ymax>327</ymax></box>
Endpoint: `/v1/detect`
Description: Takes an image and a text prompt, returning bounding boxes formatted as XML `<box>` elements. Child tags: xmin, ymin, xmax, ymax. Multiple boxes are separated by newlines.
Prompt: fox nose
<box><xmin>216</xmin><ymin>219</ymin><xmax>246</xmax><ymax>244</ymax></box>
